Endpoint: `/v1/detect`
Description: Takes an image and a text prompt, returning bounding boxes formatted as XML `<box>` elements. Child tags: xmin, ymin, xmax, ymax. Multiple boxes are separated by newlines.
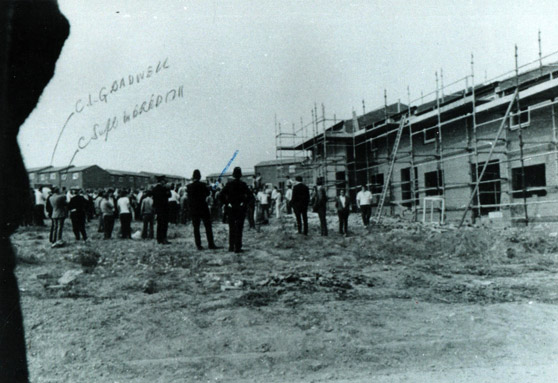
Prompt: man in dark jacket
<box><xmin>313</xmin><ymin>179</ymin><xmax>328</xmax><ymax>236</ymax></box>
<box><xmin>68</xmin><ymin>188</ymin><xmax>87</xmax><ymax>241</ymax></box>
<box><xmin>220</xmin><ymin>167</ymin><xmax>252</xmax><ymax>253</ymax></box>
<box><xmin>335</xmin><ymin>189</ymin><xmax>350</xmax><ymax>236</ymax></box>
<box><xmin>152</xmin><ymin>176</ymin><xmax>171</xmax><ymax>244</ymax></box>
<box><xmin>290</xmin><ymin>176</ymin><xmax>310</xmax><ymax>235</ymax></box>
<box><xmin>187</xmin><ymin>170</ymin><xmax>217</xmax><ymax>250</ymax></box>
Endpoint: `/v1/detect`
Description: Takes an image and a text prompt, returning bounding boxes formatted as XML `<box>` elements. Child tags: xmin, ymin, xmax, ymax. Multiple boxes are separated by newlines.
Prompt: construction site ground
<box><xmin>11</xmin><ymin>214</ymin><xmax>558</xmax><ymax>382</ymax></box>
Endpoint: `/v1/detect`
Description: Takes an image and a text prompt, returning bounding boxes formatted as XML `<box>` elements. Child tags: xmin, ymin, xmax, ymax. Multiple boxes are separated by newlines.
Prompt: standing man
<box><xmin>50</xmin><ymin>187</ymin><xmax>67</xmax><ymax>245</ymax></box>
<box><xmin>179</xmin><ymin>189</ymin><xmax>189</xmax><ymax>224</ymax></box>
<box><xmin>271</xmin><ymin>185</ymin><xmax>281</xmax><ymax>219</ymax></box>
<box><xmin>285</xmin><ymin>184</ymin><xmax>293</xmax><ymax>215</ymax></box>
<box><xmin>168</xmin><ymin>184</ymin><xmax>179</xmax><ymax>224</ymax></box>
<box><xmin>33</xmin><ymin>186</ymin><xmax>46</xmax><ymax>226</ymax></box>
<box><xmin>220</xmin><ymin>167</ymin><xmax>252</xmax><ymax>253</ymax></box>
<box><xmin>152</xmin><ymin>176</ymin><xmax>171</xmax><ymax>244</ymax></box>
<box><xmin>313</xmin><ymin>179</ymin><xmax>328</xmax><ymax>236</ymax></box>
<box><xmin>140</xmin><ymin>190</ymin><xmax>154</xmax><ymax>239</ymax></box>
<box><xmin>246</xmin><ymin>186</ymin><xmax>256</xmax><ymax>230</ymax></box>
<box><xmin>291</xmin><ymin>176</ymin><xmax>310</xmax><ymax>235</ymax></box>
<box><xmin>335</xmin><ymin>189</ymin><xmax>350</xmax><ymax>236</ymax></box>
<box><xmin>117</xmin><ymin>189</ymin><xmax>133</xmax><ymax>239</ymax></box>
<box><xmin>100</xmin><ymin>191</ymin><xmax>116</xmax><ymax>239</ymax></box>
<box><xmin>356</xmin><ymin>185</ymin><xmax>373</xmax><ymax>226</ymax></box>
<box><xmin>68</xmin><ymin>188</ymin><xmax>87</xmax><ymax>241</ymax></box>
<box><xmin>187</xmin><ymin>170</ymin><xmax>217</xmax><ymax>250</ymax></box>
<box><xmin>256</xmin><ymin>186</ymin><xmax>270</xmax><ymax>224</ymax></box>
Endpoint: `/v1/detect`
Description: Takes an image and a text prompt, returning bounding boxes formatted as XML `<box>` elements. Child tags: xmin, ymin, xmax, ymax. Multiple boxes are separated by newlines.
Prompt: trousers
<box><xmin>192</xmin><ymin>213</ymin><xmax>215</xmax><ymax>248</ymax></box>
<box><xmin>228</xmin><ymin>208</ymin><xmax>246</xmax><ymax>252</ymax></box>
<box><xmin>49</xmin><ymin>218</ymin><xmax>65</xmax><ymax>243</ymax></box>
<box><xmin>70</xmin><ymin>212</ymin><xmax>87</xmax><ymax>240</ymax></box>
<box><xmin>293</xmin><ymin>206</ymin><xmax>308</xmax><ymax>235</ymax></box>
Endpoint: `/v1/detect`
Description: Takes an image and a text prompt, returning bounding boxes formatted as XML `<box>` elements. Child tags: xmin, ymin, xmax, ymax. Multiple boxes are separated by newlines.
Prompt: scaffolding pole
<box><xmin>458</xmin><ymin>88</ymin><xmax>519</xmax><ymax>228</ymax></box>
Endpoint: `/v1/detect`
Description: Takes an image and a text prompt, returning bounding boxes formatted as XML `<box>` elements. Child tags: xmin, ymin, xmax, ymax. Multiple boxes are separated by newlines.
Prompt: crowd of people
<box><xmin>27</xmin><ymin>168</ymin><xmax>379</xmax><ymax>252</ymax></box>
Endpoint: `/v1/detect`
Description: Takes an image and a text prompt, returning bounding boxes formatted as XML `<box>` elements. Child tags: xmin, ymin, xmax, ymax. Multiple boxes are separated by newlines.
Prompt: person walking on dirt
<box><xmin>68</xmin><ymin>188</ymin><xmax>88</xmax><ymax>241</ymax></box>
<box><xmin>313</xmin><ymin>179</ymin><xmax>328</xmax><ymax>236</ymax></box>
<box><xmin>220</xmin><ymin>167</ymin><xmax>252</xmax><ymax>253</ymax></box>
<box><xmin>335</xmin><ymin>189</ymin><xmax>350</xmax><ymax>236</ymax></box>
<box><xmin>291</xmin><ymin>176</ymin><xmax>310</xmax><ymax>235</ymax></box>
<box><xmin>187</xmin><ymin>170</ymin><xmax>217</xmax><ymax>250</ymax></box>
<box><xmin>152</xmin><ymin>176</ymin><xmax>171</xmax><ymax>244</ymax></box>
<box><xmin>356</xmin><ymin>185</ymin><xmax>373</xmax><ymax>226</ymax></box>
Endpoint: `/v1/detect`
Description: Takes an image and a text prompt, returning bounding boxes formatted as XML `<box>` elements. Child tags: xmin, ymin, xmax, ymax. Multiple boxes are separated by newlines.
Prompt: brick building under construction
<box><xmin>276</xmin><ymin>50</ymin><xmax>558</xmax><ymax>225</ymax></box>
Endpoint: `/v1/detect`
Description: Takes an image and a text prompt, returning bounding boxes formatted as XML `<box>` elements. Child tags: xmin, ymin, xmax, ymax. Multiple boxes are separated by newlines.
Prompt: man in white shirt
<box><xmin>168</xmin><ymin>185</ymin><xmax>180</xmax><ymax>224</ymax></box>
<box><xmin>256</xmin><ymin>187</ymin><xmax>270</xmax><ymax>224</ymax></box>
<box><xmin>271</xmin><ymin>186</ymin><xmax>281</xmax><ymax>218</ymax></box>
<box><xmin>117</xmin><ymin>190</ymin><xmax>133</xmax><ymax>239</ymax></box>
<box><xmin>285</xmin><ymin>184</ymin><xmax>293</xmax><ymax>214</ymax></box>
<box><xmin>356</xmin><ymin>185</ymin><xmax>373</xmax><ymax>226</ymax></box>
<box><xmin>34</xmin><ymin>187</ymin><xmax>46</xmax><ymax>226</ymax></box>
<box><xmin>336</xmin><ymin>189</ymin><xmax>350</xmax><ymax>235</ymax></box>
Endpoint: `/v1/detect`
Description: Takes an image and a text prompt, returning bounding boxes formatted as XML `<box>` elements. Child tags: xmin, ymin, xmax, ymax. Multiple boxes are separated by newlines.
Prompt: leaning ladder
<box><xmin>374</xmin><ymin>115</ymin><xmax>407</xmax><ymax>224</ymax></box>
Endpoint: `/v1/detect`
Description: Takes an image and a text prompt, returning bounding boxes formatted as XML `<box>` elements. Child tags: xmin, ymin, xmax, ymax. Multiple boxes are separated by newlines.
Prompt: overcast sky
<box><xmin>17</xmin><ymin>0</ymin><xmax>558</xmax><ymax>178</ymax></box>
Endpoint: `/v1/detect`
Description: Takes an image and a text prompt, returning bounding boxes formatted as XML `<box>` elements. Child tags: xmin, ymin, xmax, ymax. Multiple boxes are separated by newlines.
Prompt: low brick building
<box><xmin>27</xmin><ymin>164</ymin><xmax>186</xmax><ymax>191</ymax></box>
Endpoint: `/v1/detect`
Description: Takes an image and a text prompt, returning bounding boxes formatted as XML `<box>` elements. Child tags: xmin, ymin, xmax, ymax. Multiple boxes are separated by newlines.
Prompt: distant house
<box><xmin>62</xmin><ymin>165</ymin><xmax>111</xmax><ymax>190</ymax></box>
<box><xmin>254</xmin><ymin>157</ymin><xmax>309</xmax><ymax>191</ymax></box>
<box><xmin>206</xmin><ymin>170</ymin><xmax>255</xmax><ymax>189</ymax></box>
<box><xmin>36</xmin><ymin>165</ymin><xmax>74</xmax><ymax>188</ymax></box>
<box><xmin>138</xmin><ymin>171</ymin><xmax>186</xmax><ymax>186</ymax></box>
<box><xmin>26</xmin><ymin>165</ymin><xmax>187</xmax><ymax>191</ymax></box>
<box><xmin>106</xmin><ymin>169</ymin><xmax>151</xmax><ymax>190</ymax></box>
<box><xmin>28</xmin><ymin>166</ymin><xmax>53</xmax><ymax>187</ymax></box>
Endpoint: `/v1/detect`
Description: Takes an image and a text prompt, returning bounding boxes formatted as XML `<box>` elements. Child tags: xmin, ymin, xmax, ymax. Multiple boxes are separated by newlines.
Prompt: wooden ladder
<box><xmin>374</xmin><ymin>115</ymin><xmax>407</xmax><ymax>224</ymax></box>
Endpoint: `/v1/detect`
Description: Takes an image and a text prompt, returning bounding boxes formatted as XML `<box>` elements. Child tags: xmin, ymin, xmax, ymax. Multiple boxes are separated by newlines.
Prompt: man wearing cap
<box><xmin>152</xmin><ymin>175</ymin><xmax>171</xmax><ymax>244</ymax></box>
<box><xmin>220</xmin><ymin>167</ymin><xmax>252</xmax><ymax>253</ymax></box>
<box><xmin>187</xmin><ymin>170</ymin><xmax>217</xmax><ymax>250</ymax></box>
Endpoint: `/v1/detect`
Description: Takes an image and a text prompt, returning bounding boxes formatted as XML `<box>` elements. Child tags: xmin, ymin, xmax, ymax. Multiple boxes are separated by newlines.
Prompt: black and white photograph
<box><xmin>2</xmin><ymin>0</ymin><xmax>558</xmax><ymax>381</ymax></box>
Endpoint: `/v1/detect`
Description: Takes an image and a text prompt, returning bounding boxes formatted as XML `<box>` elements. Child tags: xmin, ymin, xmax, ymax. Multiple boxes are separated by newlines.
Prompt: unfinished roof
<box><xmin>255</xmin><ymin>157</ymin><xmax>306</xmax><ymax>167</ymax></box>
<box><xmin>138</xmin><ymin>171</ymin><xmax>184</xmax><ymax>179</ymax></box>
<box><xmin>207</xmin><ymin>170</ymin><xmax>256</xmax><ymax>178</ymax></box>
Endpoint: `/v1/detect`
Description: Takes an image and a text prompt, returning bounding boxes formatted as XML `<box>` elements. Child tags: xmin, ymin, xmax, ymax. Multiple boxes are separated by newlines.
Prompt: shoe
<box><xmin>234</xmin><ymin>249</ymin><xmax>244</xmax><ymax>254</ymax></box>
<box><xmin>208</xmin><ymin>245</ymin><xmax>220</xmax><ymax>250</ymax></box>
<box><xmin>197</xmin><ymin>245</ymin><xmax>204</xmax><ymax>250</ymax></box>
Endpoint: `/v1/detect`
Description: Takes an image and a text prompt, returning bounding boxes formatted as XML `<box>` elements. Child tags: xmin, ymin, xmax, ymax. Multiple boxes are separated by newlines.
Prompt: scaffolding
<box><xmin>275</xmin><ymin>39</ymin><xmax>558</xmax><ymax>225</ymax></box>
